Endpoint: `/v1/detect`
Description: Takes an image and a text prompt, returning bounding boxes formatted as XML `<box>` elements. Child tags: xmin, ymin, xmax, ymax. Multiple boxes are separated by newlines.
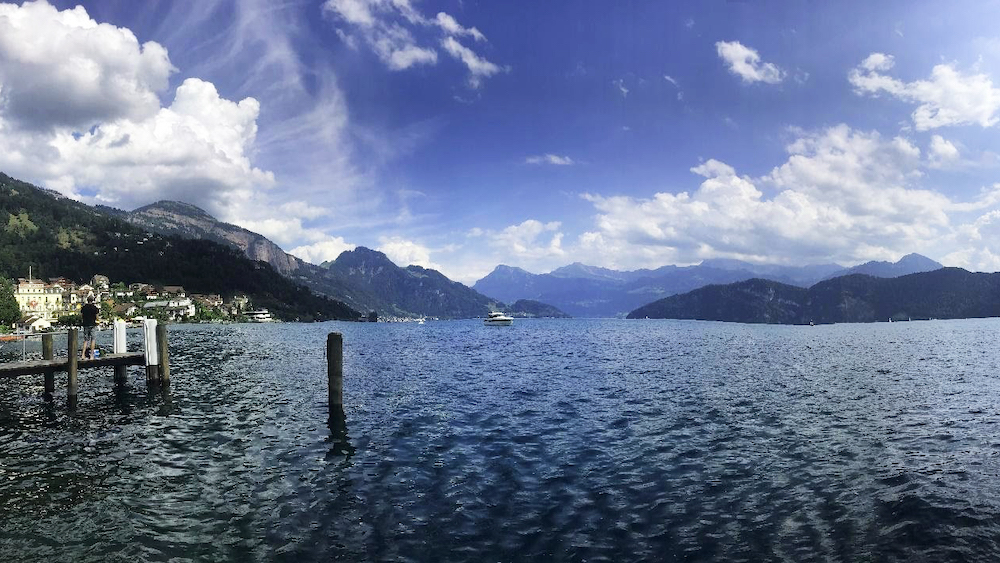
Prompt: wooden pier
<box><xmin>0</xmin><ymin>351</ymin><xmax>146</xmax><ymax>378</ymax></box>
<box><xmin>0</xmin><ymin>319</ymin><xmax>170</xmax><ymax>408</ymax></box>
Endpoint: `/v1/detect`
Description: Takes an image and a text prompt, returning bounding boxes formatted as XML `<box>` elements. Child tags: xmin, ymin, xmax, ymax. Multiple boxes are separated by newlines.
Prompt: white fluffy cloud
<box><xmin>578</xmin><ymin>125</ymin><xmax>962</xmax><ymax>268</ymax></box>
<box><xmin>0</xmin><ymin>1</ymin><xmax>174</xmax><ymax>131</ymax></box>
<box><xmin>290</xmin><ymin>237</ymin><xmax>357</xmax><ymax>265</ymax></box>
<box><xmin>928</xmin><ymin>134</ymin><xmax>960</xmax><ymax>168</ymax></box>
<box><xmin>525</xmin><ymin>154</ymin><xmax>574</xmax><ymax>166</ymax></box>
<box><xmin>716</xmin><ymin>40</ymin><xmax>785</xmax><ymax>84</ymax></box>
<box><xmin>377</xmin><ymin>235</ymin><xmax>442</xmax><ymax>270</ymax></box>
<box><xmin>0</xmin><ymin>77</ymin><xmax>274</xmax><ymax>209</ymax></box>
<box><xmin>490</xmin><ymin>220</ymin><xmax>565</xmax><ymax>260</ymax></box>
<box><xmin>0</xmin><ymin>2</ymin><xmax>275</xmax><ymax>214</ymax></box>
<box><xmin>324</xmin><ymin>0</ymin><xmax>504</xmax><ymax>86</ymax></box>
<box><xmin>849</xmin><ymin>53</ymin><xmax>1000</xmax><ymax>130</ymax></box>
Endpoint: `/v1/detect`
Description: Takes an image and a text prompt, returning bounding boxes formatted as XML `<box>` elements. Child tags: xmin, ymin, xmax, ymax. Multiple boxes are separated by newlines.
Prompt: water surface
<box><xmin>3</xmin><ymin>318</ymin><xmax>1000</xmax><ymax>561</ymax></box>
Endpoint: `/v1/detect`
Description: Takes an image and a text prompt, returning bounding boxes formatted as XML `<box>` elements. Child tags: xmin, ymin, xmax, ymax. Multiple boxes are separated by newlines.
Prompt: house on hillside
<box><xmin>17</xmin><ymin>314</ymin><xmax>51</xmax><ymax>332</ymax></box>
<box><xmin>161</xmin><ymin>286</ymin><xmax>186</xmax><ymax>297</ymax></box>
<box><xmin>15</xmin><ymin>278</ymin><xmax>63</xmax><ymax>321</ymax></box>
<box><xmin>112</xmin><ymin>303</ymin><xmax>138</xmax><ymax>319</ymax></box>
<box><xmin>130</xmin><ymin>283</ymin><xmax>152</xmax><ymax>294</ymax></box>
<box><xmin>192</xmin><ymin>294</ymin><xmax>223</xmax><ymax>308</ymax></box>
<box><xmin>143</xmin><ymin>297</ymin><xmax>196</xmax><ymax>320</ymax></box>
<box><xmin>91</xmin><ymin>274</ymin><xmax>110</xmax><ymax>291</ymax></box>
<box><xmin>227</xmin><ymin>295</ymin><xmax>250</xmax><ymax>316</ymax></box>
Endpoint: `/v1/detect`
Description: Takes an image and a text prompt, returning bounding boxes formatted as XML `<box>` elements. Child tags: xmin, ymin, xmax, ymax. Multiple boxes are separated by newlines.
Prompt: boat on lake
<box><xmin>483</xmin><ymin>311</ymin><xmax>513</xmax><ymax>326</ymax></box>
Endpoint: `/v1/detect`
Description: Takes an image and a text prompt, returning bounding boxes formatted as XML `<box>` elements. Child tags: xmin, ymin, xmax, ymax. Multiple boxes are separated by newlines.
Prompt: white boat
<box><xmin>483</xmin><ymin>311</ymin><xmax>513</xmax><ymax>326</ymax></box>
<box><xmin>245</xmin><ymin>309</ymin><xmax>274</xmax><ymax>322</ymax></box>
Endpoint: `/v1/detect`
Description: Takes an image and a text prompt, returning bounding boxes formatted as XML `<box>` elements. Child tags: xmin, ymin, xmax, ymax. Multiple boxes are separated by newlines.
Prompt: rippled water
<box><xmin>3</xmin><ymin>318</ymin><xmax>1000</xmax><ymax>561</ymax></box>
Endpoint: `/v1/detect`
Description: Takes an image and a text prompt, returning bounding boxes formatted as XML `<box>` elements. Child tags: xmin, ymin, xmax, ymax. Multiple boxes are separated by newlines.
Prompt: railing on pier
<box><xmin>0</xmin><ymin>319</ymin><xmax>170</xmax><ymax>408</ymax></box>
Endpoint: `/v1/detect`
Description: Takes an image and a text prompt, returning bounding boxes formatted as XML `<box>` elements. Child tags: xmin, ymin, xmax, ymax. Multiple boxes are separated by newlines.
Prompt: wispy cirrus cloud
<box><xmin>323</xmin><ymin>0</ymin><xmax>505</xmax><ymax>87</ymax></box>
<box><xmin>526</xmin><ymin>154</ymin><xmax>574</xmax><ymax>166</ymax></box>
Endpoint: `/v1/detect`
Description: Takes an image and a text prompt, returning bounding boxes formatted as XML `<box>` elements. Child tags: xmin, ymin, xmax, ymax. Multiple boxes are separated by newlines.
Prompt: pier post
<box><xmin>143</xmin><ymin>319</ymin><xmax>159</xmax><ymax>383</ymax></box>
<box><xmin>156</xmin><ymin>323</ymin><xmax>170</xmax><ymax>384</ymax></box>
<box><xmin>42</xmin><ymin>333</ymin><xmax>54</xmax><ymax>398</ymax></box>
<box><xmin>113</xmin><ymin>320</ymin><xmax>127</xmax><ymax>385</ymax></box>
<box><xmin>327</xmin><ymin>332</ymin><xmax>343</xmax><ymax>418</ymax></box>
<box><xmin>67</xmin><ymin>328</ymin><xmax>78</xmax><ymax>409</ymax></box>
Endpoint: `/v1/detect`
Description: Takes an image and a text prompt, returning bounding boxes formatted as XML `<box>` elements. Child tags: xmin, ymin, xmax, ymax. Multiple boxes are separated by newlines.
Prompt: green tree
<box><xmin>0</xmin><ymin>278</ymin><xmax>19</xmax><ymax>329</ymax></box>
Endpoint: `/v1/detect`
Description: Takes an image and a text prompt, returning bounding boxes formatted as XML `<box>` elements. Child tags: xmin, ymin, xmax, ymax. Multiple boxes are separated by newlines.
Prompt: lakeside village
<box><xmin>4</xmin><ymin>272</ymin><xmax>274</xmax><ymax>334</ymax></box>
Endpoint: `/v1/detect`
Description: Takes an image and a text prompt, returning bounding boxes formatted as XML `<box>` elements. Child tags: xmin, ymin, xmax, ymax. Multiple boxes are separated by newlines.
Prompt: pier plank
<box><xmin>0</xmin><ymin>353</ymin><xmax>145</xmax><ymax>378</ymax></box>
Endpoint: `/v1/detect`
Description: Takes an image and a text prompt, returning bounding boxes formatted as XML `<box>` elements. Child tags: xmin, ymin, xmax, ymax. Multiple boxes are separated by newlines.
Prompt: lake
<box><xmin>2</xmin><ymin>318</ymin><xmax>1000</xmax><ymax>561</ymax></box>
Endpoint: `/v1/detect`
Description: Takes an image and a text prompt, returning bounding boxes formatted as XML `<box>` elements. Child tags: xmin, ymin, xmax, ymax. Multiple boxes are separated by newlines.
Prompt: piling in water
<box><xmin>67</xmin><ymin>328</ymin><xmax>78</xmax><ymax>409</ymax></box>
<box><xmin>156</xmin><ymin>323</ymin><xmax>170</xmax><ymax>384</ymax></box>
<box><xmin>327</xmin><ymin>332</ymin><xmax>343</xmax><ymax>416</ymax></box>
<box><xmin>42</xmin><ymin>333</ymin><xmax>54</xmax><ymax>397</ymax></box>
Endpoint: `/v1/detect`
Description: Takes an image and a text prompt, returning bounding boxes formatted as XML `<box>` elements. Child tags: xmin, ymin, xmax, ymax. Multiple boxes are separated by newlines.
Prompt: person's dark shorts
<box><xmin>83</xmin><ymin>325</ymin><xmax>96</xmax><ymax>341</ymax></box>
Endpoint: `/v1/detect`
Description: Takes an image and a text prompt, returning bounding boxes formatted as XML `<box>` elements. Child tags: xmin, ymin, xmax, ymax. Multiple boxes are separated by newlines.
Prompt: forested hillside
<box><xmin>0</xmin><ymin>173</ymin><xmax>358</xmax><ymax>321</ymax></box>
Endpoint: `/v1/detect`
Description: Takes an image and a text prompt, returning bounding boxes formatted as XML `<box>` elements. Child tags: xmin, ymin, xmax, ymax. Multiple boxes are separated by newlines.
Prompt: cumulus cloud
<box><xmin>716</xmin><ymin>40</ymin><xmax>785</xmax><ymax>84</ymax></box>
<box><xmin>578</xmin><ymin>125</ymin><xmax>960</xmax><ymax>268</ymax></box>
<box><xmin>377</xmin><ymin>235</ymin><xmax>443</xmax><ymax>270</ymax></box>
<box><xmin>324</xmin><ymin>0</ymin><xmax>504</xmax><ymax>86</ymax></box>
<box><xmin>525</xmin><ymin>154</ymin><xmax>574</xmax><ymax>166</ymax></box>
<box><xmin>0</xmin><ymin>1</ymin><xmax>174</xmax><ymax>132</ymax></box>
<box><xmin>490</xmin><ymin>220</ymin><xmax>565</xmax><ymax>260</ymax></box>
<box><xmin>849</xmin><ymin>53</ymin><xmax>1000</xmax><ymax>129</ymax></box>
<box><xmin>0</xmin><ymin>3</ymin><xmax>274</xmax><ymax>213</ymax></box>
<box><xmin>290</xmin><ymin>236</ymin><xmax>356</xmax><ymax>264</ymax></box>
<box><xmin>928</xmin><ymin>135</ymin><xmax>960</xmax><ymax>168</ymax></box>
<box><xmin>0</xmin><ymin>77</ymin><xmax>273</xmax><ymax>209</ymax></box>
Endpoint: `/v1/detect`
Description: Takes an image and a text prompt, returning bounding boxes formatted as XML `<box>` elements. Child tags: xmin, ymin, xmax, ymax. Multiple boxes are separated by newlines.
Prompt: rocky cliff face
<box><xmin>125</xmin><ymin>201</ymin><xmax>303</xmax><ymax>275</ymax></box>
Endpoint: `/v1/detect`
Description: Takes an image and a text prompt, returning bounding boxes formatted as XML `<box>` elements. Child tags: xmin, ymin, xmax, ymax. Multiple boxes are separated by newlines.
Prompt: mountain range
<box><xmin>2</xmin><ymin>171</ymin><xmax>967</xmax><ymax>324</ymax></box>
<box><xmin>472</xmin><ymin>254</ymin><xmax>943</xmax><ymax>317</ymax></box>
<box><xmin>118</xmin><ymin>199</ymin><xmax>948</xmax><ymax>320</ymax></box>
<box><xmin>113</xmin><ymin>200</ymin><xmax>542</xmax><ymax>319</ymax></box>
<box><xmin>627</xmin><ymin>268</ymin><xmax>1000</xmax><ymax>324</ymax></box>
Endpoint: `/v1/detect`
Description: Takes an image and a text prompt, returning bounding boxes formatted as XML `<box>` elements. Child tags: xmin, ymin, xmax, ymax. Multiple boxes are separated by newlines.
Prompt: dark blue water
<box><xmin>3</xmin><ymin>318</ymin><xmax>1000</xmax><ymax>561</ymax></box>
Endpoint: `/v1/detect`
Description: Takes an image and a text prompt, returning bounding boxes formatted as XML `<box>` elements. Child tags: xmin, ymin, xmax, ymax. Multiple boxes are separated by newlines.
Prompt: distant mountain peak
<box><xmin>897</xmin><ymin>253</ymin><xmax>942</xmax><ymax>267</ymax></box>
<box><xmin>335</xmin><ymin>246</ymin><xmax>395</xmax><ymax>265</ymax></box>
<box><xmin>133</xmin><ymin>200</ymin><xmax>215</xmax><ymax>220</ymax></box>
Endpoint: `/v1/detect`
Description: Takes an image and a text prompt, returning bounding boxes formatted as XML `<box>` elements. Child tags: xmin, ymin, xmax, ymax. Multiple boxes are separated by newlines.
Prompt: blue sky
<box><xmin>4</xmin><ymin>1</ymin><xmax>1000</xmax><ymax>283</ymax></box>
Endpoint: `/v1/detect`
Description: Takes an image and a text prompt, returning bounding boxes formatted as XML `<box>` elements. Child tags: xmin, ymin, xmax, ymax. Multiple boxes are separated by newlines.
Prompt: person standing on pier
<box><xmin>81</xmin><ymin>294</ymin><xmax>99</xmax><ymax>359</ymax></box>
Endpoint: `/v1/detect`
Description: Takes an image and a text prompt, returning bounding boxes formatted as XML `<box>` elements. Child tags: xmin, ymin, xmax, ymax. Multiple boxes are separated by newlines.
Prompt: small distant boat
<box><xmin>417</xmin><ymin>319</ymin><xmax>425</xmax><ymax>325</ymax></box>
<box><xmin>483</xmin><ymin>311</ymin><xmax>513</xmax><ymax>326</ymax></box>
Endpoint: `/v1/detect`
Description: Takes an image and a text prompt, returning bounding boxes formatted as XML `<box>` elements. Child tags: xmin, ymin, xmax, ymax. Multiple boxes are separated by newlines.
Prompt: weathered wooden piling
<box><xmin>67</xmin><ymin>328</ymin><xmax>78</xmax><ymax>408</ymax></box>
<box><xmin>156</xmin><ymin>323</ymin><xmax>170</xmax><ymax>383</ymax></box>
<box><xmin>42</xmin><ymin>333</ymin><xmax>54</xmax><ymax>396</ymax></box>
<box><xmin>327</xmin><ymin>332</ymin><xmax>343</xmax><ymax>416</ymax></box>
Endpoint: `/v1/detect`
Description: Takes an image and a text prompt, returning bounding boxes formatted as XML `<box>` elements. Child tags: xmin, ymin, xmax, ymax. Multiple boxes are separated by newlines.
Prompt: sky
<box><xmin>3</xmin><ymin>1</ymin><xmax>1000</xmax><ymax>284</ymax></box>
